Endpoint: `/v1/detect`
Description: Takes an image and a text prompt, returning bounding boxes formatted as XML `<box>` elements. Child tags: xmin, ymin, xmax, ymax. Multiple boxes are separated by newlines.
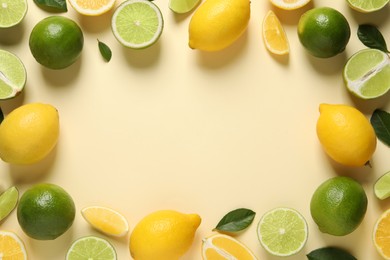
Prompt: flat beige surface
<box><xmin>1</xmin><ymin>0</ymin><xmax>390</xmax><ymax>259</ymax></box>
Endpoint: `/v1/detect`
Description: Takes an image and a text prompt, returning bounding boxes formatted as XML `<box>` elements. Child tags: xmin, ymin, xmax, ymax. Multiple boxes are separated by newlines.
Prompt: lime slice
<box><xmin>111</xmin><ymin>0</ymin><xmax>164</xmax><ymax>49</ymax></box>
<box><xmin>347</xmin><ymin>0</ymin><xmax>389</xmax><ymax>12</ymax></box>
<box><xmin>374</xmin><ymin>171</ymin><xmax>390</xmax><ymax>200</ymax></box>
<box><xmin>0</xmin><ymin>186</ymin><xmax>18</xmax><ymax>222</ymax></box>
<box><xmin>169</xmin><ymin>0</ymin><xmax>200</xmax><ymax>13</ymax></box>
<box><xmin>0</xmin><ymin>0</ymin><xmax>28</xmax><ymax>28</ymax></box>
<box><xmin>257</xmin><ymin>207</ymin><xmax>308</xmax><ymax>256</ymax></box>
<box><xmin>0</xmin><ymin>49</ymin><xmax>26</xmax><ymax>100</ymax></box>
<box><xmin>343</xmin><ymin>48</ymin><xmax>390</xmax><ymax>99</ymax></box>
<box><xmin>66</xmin><ymin>236</ymin><xmax>117</xmax><ymax>260</ymax></box>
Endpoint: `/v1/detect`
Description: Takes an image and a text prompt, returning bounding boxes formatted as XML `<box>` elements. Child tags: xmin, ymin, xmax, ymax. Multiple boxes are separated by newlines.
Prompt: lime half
<box><xmin>111</xmin><ymin>0</ymin><xmax>164</xmax><ymax>49</ymax></box>
<box><xmin>0</xmin><ymin>49</ymin><xmax>26</xmax><ymax>100</ymax></box>
<box><xmin>0</xmin><ymin>186</ymin><xmax>18</xmax><ymax>222</ymax></box>
<box><xmin>169</xmin><ymin>0</ymin><xmax>201</xmax><ymax>13</ymax></box>
<box><xmin>343</xmin><ymin>48</ymin><xmax>390</xmax><ymax>99</ymax></box>
<box><xmin>0</xmin><ymin>0</ymin><xmax>27</xmax><ymax>28</ymax></box>
<box><xmin>375</xmin><ymin>171</ymin><xmax>390</xmax><ymax>200</ymax></box>
<box><xmin>347</xmin><ymin>0</ymin><xmax>389</xmax><ymax>12</ymax></box>
<box><xmin>66</xmin><ymin>236</ymin><xmax>117</xmax><ymax>260</ymax></box>
<box><xmin>257</xmin><ymin>207</ymin><xmax>308</xmax><ymax>256</ymax></box>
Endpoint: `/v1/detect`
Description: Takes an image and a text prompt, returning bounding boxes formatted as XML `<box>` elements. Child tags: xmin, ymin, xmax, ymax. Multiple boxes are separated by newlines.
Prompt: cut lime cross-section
<box><xmin>347</xmin><ymin>0</ymin><xmax>389</xmax><ymax>12</ymax></box>
<box><xmin>343</xmin><ymin>48</ymin><xmax>390</xmax><ymax>99</ymax></box>
<box><xmin>0</xmin><ymin>186</ymin><xmax>18</xmax><ymax>222</ymax></box>
<box><xmin>169</xmin><ymin>0</ymin><xmax>201</xmax><ymax>14</ymax></box>
<box><xmin>66</xmin><ymin>236</ymin><xmax>117</xmax><ymax>260</ymax></box>
<box><xmin>111</xmin><ymin>0</ymin><xmax>164</xmax><ymax>49</ymax></box>
<box><xmin>257</xmin><ymin>207</ymin><xmax>308</xmax><ymax>257</ymax></box>
<box><xmin>0</xmin><ymin>0</ymin><xmax>28</xmax><ymax>28</ymax></box>
<box><xmin>375</xmin><ymin>171</ymin><xmax>390</xmax><ymax>200</ymax></box>
<box><xmin>0</xmin><ymin>49</ymin><xmax>26</xmax><ymax>100</ymax></box>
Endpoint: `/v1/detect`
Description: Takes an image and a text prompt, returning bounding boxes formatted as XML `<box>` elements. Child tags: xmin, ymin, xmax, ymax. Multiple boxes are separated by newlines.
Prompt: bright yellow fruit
<box><xmin>81</xmin><ymin>206</ymin><xmax>129</xmax><ymax>237</ymax></box>
<box><xmin>316</xmin><ymin>104</ymin><xmax>376</xmax><ymax>167</ymax></box>
<box><xmin>68</xmin><ymin>0</ymin><xmax>116</xmax><ymax>16</ymax></box>
<box><xmin>0</xmin><ymin>230</ymin><xmax>27</xmax><ymax>259</ymax></box>
<box><xmin>202</xmin><ymin>233</ymin><xmax>257</xmax><ymax>259</ymax></box>
<box><xmin>262</xmin><ymin>10</ymin><xmax>289</xmax><ymax>55</ymax></box>
<box><xmin>373</xmin><ymin>209</ymin><xmax>390</xmax><ymax>259</ymax></box>
<box><xmin>130</xmin><ymin>209</ymin><xmax>201</xmax><ymax>260</ymax></box>
<box><xmin>188</xmin><ymin>0</ymin><xmax>250</xmax><ymax>51</ymax></box>
<box><xmin>0</xmin><ymin>103</ymin><xmax>60</xmax><ymax>164</ymax></box>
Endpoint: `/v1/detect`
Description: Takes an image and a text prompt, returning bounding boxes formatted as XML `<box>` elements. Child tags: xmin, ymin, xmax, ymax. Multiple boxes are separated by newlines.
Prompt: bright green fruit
<box><xmin>374</xmin><ymin>171</ymin><xmax>390</xmax><ymax>200</ymax></box>
<box><xmin>310</xmin><ymin>176</ymin><xmax>367</xmax><ymax>236</ymax></box>
<box><xmin>343</xmin><ymin>48</ymin><xmax>390</xmax><ymax>99</ymax></box>
<box><xmin>298</xmin><ymin>7</ymin><xmax>350</xmax><ymax>58</ymax></box>
<box><xmin>0</xmin><ymin>186</ymin><xmax>18</xmax><ymax>222</ymax></box>
<box><xmin>29</xmin><ymin>16</ymin><xmax>84</xmax><ymax>70</ymax></box>
<box><xmin>169</xmin><ymin>0</ymin><xmax>200</xmax><ymax>13</ymax></box>
<box><xmin>17</xmin><ymin>183</ymin><xmax>76</xmax><ymax>240</ymax></box>
<box><xmin>347</xmin><ymin>0</ymin><xmax>389</xmax><ymax>12</ymax></box>
<box><xmin>0</xmin><ymin>49</ymin><xmax>26</xmax><ymax>100</ymax></box>
<box><xmin>0</xmin><ymin>0</ymin><xmax>27</xmax><ymax>28</ymax></box>
<box><xmin>66</xmin><ymin>236</ymin><xmax>117</xmax><ymax>260</ymax></box>
<box><xmin>111</xmin><ymin>0</ymin><xmax>164</xmax><ymax>49</ymax></box>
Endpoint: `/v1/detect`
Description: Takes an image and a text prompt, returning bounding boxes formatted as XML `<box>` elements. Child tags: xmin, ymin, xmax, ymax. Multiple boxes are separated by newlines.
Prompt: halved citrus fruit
<box><xmin>269</xmin><ymin>0</ymin><xmax>311</xmax><ymax>10</ymax></box>
<box><xmin>66</xmin><ymin>236</ymin><xmax>117</xmax><ymax>260</ymax></box>
<box><xmin>201</xmin><ymin>233</ymin><xmax>257</xmax><ymax>259</ymax></box>
<box><xmin>0</xmin><ymin>230</ymin><xmax>27</xmax><ymax>259</ymax></box>
<box><xmin>374</xmin><ymin>209</ymin><xmax>390</xmax><ymax>259</ymax></box>
<box><xmin>262</xmin><ymin>10</ymin><xmax>289</xmax><ymax>55</ymax></box>
<box><xmin>68</xmin><ymin>0</ymin><xmax>116</xmax><ymax>16</ymax></box>
<box><xmin>81</xmin><ymin>206</ymin><xmax>129</xmax><ymax>237</ymax></box>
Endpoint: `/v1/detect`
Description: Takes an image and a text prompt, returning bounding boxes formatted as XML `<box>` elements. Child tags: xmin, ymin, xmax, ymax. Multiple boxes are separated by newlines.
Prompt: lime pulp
<box><xmin>0</xmin><ymin>50</ymin><xmax>26</xmax><ymax>100</ymax></box>
<box><xmin>375</xmin><ymin>171</ymin><xmax>390</xmax><ymax>200</ymax></box>
<box><xmin>169</xmin><ymin>0</ymin><xmax>201</xmax><ymax>13</ymax></box>
<box><xmin>0</xmin><ymin>186</ymin><xmax>18</xmax><ymax>222</ymax></box>
<box><xmin>0</xmin><ymin>0</ymin><xmax>28</xmax><ymax>28</ymax></box>
<box><xmin>347</xmin><ymin>0</ymin><xmax>389</xmax><ymax>12</ymax></box>
<box><xmin>66</xmin><ymin>236</ymin><xmax>117</xmax><ymax>260</ymax></box>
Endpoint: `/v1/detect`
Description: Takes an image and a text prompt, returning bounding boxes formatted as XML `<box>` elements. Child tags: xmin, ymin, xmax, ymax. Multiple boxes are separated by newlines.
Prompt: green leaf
<box><xmin>33</xmin><ymin>0</ymin><xmax>67</xmax><ymax>12</ymax></box>
<box><xmin>307</xmin><ymin>247</ymin><xmax>356</xmax><ymax>260</ymax></box>
<box><xmin>0</xmin><ymin>107</ymin><xmax>3</xmax><ymax>124</ymax></box>
<box><xmin>98</xmin><ymin>40</ymin><xmax>112</xmax><ymax>62</ymax></box>
<box><xmin>214</xmin><ymin>208</ymin><xmax>255</xmax><ymax>232</ymax></box>
<box><xmin>357</xmin><ymin>24</ymin><xmax>389</xmax><ymax>53</ymax></box>
<box><xmin>370</xmin><ymin>109</ymin><xmax>390</xmax><ymax>147</ymax></box>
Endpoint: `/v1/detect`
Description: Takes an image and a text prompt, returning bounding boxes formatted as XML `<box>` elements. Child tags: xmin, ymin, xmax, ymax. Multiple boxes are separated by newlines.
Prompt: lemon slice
<box><xmin>202</xmin><ymin>233</ymin><xmax>257</xmax><ymax>259</ymax></box>
<box><xmin>373</xmin><ymin>209</ymin><xmax>390</xmax><ymax>259</ymax></box>
<box><xmin>347</xmin><ymin>0</ymin><xmax>389</xmax><ymax>12</ymax></box>
<box><xmin>81</xmin><ymin>206</ymin><xmax>129</xmax><ymax>237</ymax></box>
<box><xmin>68</xmin><ymin>0</ymin><xmax>116</xmax><ymax>16</ymax></box>
<box><xmin>0</xmin><ymin>230</ymin><xmax>27</xmax><ymax>259</ymax></box>
<box><xmin>66</xmin><ymin>236</ymin><xmax>117</xmax><ymax>260</ymax></box>
<box><xmin>262</xmin><ymin>10</ymin><xmax>289</xmax><ymax>55</ymax></box>
<box><xmin>269</xmin><ymin>0</ymin><xmax>311</xmax><ymax>10</ymax></box>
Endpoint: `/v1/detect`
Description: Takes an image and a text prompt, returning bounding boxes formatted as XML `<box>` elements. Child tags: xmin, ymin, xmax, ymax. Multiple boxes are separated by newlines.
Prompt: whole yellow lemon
<box><xmin>0</xmin><ymin>103</ymin><xmax>60</xmax><ymax>164</ymax></box>
<box><xmin>129</xmin><ymin>209</ymin><xmax>201</xmax><ymax>260</ymax></box>
<box><xmin>316</xmin><ymin>103</ymin><xmax>376</xmax><ymax>167</ymax></box>
<box><xmin>188</xmin><ymin>0</ymin><xmax>250</xmax><ymax>51</ymax></box>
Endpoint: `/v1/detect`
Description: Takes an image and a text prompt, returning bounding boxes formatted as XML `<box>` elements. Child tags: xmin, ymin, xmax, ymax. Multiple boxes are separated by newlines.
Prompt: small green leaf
<box><xmin>357</xmin><ymin>24</ymin><xmax>389</xmax><ymax>53</ymax></box>
<box><xmin>307</xmin><ymin>247</ymin><xmax>356</xmax><ymax>260</ymax></box>
<box><xmin>98</xmin><ymin>40</ymin><xmax>112</xmax><ymax>62</ymax></box>
<box><xmin>33</xmin><ymin>0</ymin><xmax>67</xmax><ymax>12</ymax></box>
<box><xmin>0</xmin><ymin>107</ymin><xmax>3</xmax><ymax>124</ymax></box>
<box><xmin>370</xmin><ymin>109</ymin><xmax>390</xmax><ymax>147</ymax></box>
<box><xmin>214</xmin><ymin>208</ymin><xmax>255</xmax><ymax>232</ymax></box>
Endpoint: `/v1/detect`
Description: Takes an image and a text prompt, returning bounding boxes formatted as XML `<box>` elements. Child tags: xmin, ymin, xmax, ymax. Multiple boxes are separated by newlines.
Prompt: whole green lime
<box><xmin>17</xmin><ymin>183</ymin><xmax>76</xmax><ymax>240</ymax></box>
<box><xmin>29</xmin><ymin>16</ymin><xmax>84</xmax><ymax>70</ymax></box>
<box><xmin>310</xmin><ymin>176</ymin><xmax>367</xmax><ymax>236</ymax></box>
<box><xmin>297</xmin><ymin>7</ymin><xmax>350</xmax><ymax>58</ymax></box>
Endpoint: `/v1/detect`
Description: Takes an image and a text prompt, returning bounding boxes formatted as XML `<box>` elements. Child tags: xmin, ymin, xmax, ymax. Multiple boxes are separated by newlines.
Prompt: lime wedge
<box><xmin>0</xmin><ymin>0</ymin><xmax>28</xmax><ymax>28</ymax></box>
<box><xmin>343</xmin><ymin>48</ymin><xmax>390</xmax><ymax>99</ymax></box>
<box><xmin>111</xmin><ymin>0</ymin><xmax>164</xmax><ymax>49</ymax></box>
<box><xmin>0</xmin><ymin>49</ymin><xmax>26</xmax><ymax>100</ymax></box>
<box><xmin>0</xmin><ymin>186</ymin><xmax>18</xmax><ymax>222</ymax></box>
<box><xmin>66</xmin><ymin>236</ymin><xmax>117</xmax><ymax>260</ymax></box>
<box><xmin>347</xmin><ymin>0</ymin><xmax>389</xmax><ymax>12</ymax></box>
<box><xmin>375</xmin><ymin>171</ymin><xmax>390</xmax><ymax>200</ymax></box>
<box><xmin>257</xmin><ymin>207</ymin><xmax>308</xmax><ymax>256</ymax></box>
<box><xmin>169</xmin><ymin>0</ymin><xmax>201</xmax><ymax>14</ymax></box>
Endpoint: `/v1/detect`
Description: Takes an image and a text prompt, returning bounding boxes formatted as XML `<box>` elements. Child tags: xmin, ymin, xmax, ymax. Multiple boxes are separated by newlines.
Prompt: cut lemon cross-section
<box><xmin>262</xmin><ymin>10</ymin><xmax>289</xmax><ymax>55</ymax></box>
<box><xmin>269</xmin><ymin>0</ymin><xmax>311</xmax><ymax>10</ymax></box>
<box><xmin>374</xmin><ymin>209</ymin><xmax>390</xmax><ymax>259</ymax></box>
<box><xmin>81</xmin><ymin>206</ymin><xmax>129</xmax><ymax>237</ymax></box>
<box><xmin>0</xmin><ymin>49</ymin><xmax>26</xmax><ymax>100</ymax></box>
<box><xmin>0</xmin><ymin>230</ymin><xmax>27</xmax><ymax>260</ymax></box>
<box><xmin>343</xmin><ymin>48</ymin><xmax>390</xmax><ymax>99</ymax></box>
<box><xmin>69</xmin><ymin>0</ymin><xmax>116</xmax><ymax>16</ymax></box>
<box><xmin>201</xmin><ymin>233</ymin><xmax>257</xmax><ymax>259</ymax></box>
<box><xmin>257</xmin><ymin>207</ymin><xmax>308</xmax><ymax>256</ymax></box>
<box><xmin>111</xmin><ymin>0</ymin><xmax>164</xmax><ymax>49</ymax></box>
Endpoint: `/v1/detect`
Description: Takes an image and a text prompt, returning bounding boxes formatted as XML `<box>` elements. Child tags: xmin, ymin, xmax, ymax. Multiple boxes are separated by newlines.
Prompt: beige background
<box><xmin>1</xmin><ymin>0</ymin><xmax>390</xmax><ymax>259</ymax></box>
